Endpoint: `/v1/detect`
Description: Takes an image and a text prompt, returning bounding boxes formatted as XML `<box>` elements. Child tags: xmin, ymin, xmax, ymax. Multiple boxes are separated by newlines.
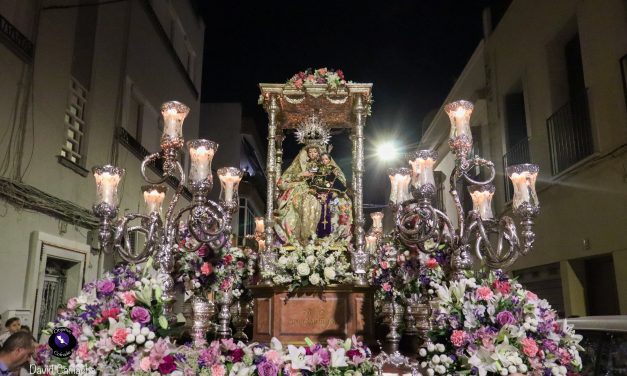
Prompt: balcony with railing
<box><xmin>502</xmin><ymin>137</ymin><xmax>530</xmax><ymax>201</ymax></box>
<box><xmin>547</xmin><ymin>90</ymin><xmax>594</xmax><ymax>175</ymax></box>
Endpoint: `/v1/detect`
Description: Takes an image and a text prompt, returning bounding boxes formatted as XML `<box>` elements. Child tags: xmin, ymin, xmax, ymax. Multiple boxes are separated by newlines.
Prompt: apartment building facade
<box><xmin>422</xmin><ymin>0</ymin><xmax>627</xmax><ymax>316</ymax></box>
<box><xmin>0</xmin><ymin>0</ymin><xmax>205</xmax><ymax>336</ymax></box>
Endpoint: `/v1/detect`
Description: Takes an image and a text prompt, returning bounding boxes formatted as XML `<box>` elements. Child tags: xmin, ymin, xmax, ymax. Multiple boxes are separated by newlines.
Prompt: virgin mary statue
<box><xmin>274</xmin><ymin>116</ymin><xmax>352</xmax><ymax>245</ymax></box>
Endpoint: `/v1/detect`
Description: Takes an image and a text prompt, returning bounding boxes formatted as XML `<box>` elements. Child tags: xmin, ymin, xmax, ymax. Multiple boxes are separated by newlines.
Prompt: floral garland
<box><xmin>261</xmin><ymin>238</ymin><xmax>353</xmax><ymax>291</ymax></box>
<box><xmin>35</xmin><ymin>261</ymin><xmax>178</xmax><ymax>374</ymax></box>
<box><xmin>175</xmin><ymin>224</ymin><xmax>256</xmax><ymax>299</ymax></box>
<box><xmin>35</xmin><ymin>260</ymin><xmax>377</xmax><ymax>375</ymax></box>
<box><xmin>417</xmin><ymin>269</ymin><xmax>583</xmax><ymax>376</ymax></box>
<box><xmin>286</xmin><ymin>68</ymin><xmax>347</xmax><ymax>90</ymax></box>
<box><xmin>169</xmin><ymin>336</ymin><xmax>375</xmax><ymax>376</ymax></box>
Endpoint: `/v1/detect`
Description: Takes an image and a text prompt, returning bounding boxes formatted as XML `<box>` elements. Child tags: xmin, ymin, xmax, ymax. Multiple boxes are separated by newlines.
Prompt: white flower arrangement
<box><xmin>262</xmin><ymin>238</ymin><xmax>353</xmax><ymax>291</ymax></box>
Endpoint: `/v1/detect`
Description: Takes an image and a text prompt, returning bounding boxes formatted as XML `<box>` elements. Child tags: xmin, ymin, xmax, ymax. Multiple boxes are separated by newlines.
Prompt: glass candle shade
<box><xmin>217</xmin><ymin>167</ymin><xmax>243</xmax><ymax>204</ymax></box>
<box><xmin>142</xmin><ymin>185</ymin><xmax>166</xmax><ymax>215</ymax></box>
<box><xmin>408</xmin><ymin>150</ymin><xmax>438</xmax><ymax>189</ymax></box>
<box><xmin>468</xmin><ymin>184</ymin><xmax>495</xmax><ymax>220</ymax></box>
<box><xmin>257</xmin><ymin>238</ymin><xmax>266</xmax><ymax>252</ymax></box>
<box><xmin>93</xmin><ymin>165</ymin><xmax>125</xmax><ymax>207</ymax></box>
<box><xmin>365</xmin><ymin>234</ymin><xmax>378</xmax><ymax>253</ymax></box>
<box><xmin>370</xmin><ymin>212</ymin><xmax>384</xmax><ymax>230</ymax></box>
<box><xmin>254</xmin><ymin>217</ymin><xmax>264</xmax><ymax>235</ymax></box>
<box><xmin>187</xmin><ymin>139</ymin><xmax>218</xmax><ymax>185</ymax></box>
<box><xmin>160</xmin><ymin>101</ymin><xmax>190</xmax><ymax>148</ymax></box>
<box><xmin>388</xmin><ymin>168</ymin><xmax>412</xmax><ymax>205</ymax></box>
<box><xmin>507</xmin><ymin>164</ymin><xmax>540</xmax><ymax>210</ymax></box>
<box><xmin>444</xmin><ymin>100</ymin><xmax>474</xmax><ymax>141</ymax></box>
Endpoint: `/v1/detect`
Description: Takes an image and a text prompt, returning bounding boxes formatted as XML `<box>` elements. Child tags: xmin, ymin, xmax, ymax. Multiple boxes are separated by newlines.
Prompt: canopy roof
<box><xmin>258</xmin><ymin>83</ymin><xmax>373</xmax><ymax>129</ymax></box>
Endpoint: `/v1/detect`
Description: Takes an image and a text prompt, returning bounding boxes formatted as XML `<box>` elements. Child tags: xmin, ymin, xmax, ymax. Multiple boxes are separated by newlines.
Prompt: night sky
<box><xmin>197</xmin><ymin>1</ymin><xmax>504</xmax><ymax>206</ymax></box>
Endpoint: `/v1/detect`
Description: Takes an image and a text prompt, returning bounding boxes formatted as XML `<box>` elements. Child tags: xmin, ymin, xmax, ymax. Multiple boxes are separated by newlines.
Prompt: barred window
<box><xmin>60</xmin><ymin>77</ymin><xmax>88</xmax><ymax>165</ymax></box>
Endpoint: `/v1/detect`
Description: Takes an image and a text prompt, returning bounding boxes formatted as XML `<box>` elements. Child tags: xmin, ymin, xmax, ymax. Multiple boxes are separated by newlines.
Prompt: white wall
<box><xmin>0</xmin><ymin>0</ymin><xmax>204</xmax><ymax>317</ymax></box>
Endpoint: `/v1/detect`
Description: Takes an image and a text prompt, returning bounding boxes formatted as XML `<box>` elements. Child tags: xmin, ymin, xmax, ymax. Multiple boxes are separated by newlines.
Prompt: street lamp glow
<box><xmin>376</xmin><ymin>142</ymin><xmax>398</xmax><ymax>161</ymax></box>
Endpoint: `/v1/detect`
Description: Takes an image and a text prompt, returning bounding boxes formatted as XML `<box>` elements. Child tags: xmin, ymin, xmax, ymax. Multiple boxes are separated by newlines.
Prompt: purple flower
<box><xmin>258</xmin><ymin>361</ymin><xmax>279</xmax><ymax>376</ymax></box>
<box><xmin>130</xmin><ymin>306</ymin><xmax>151</xmax><ymax>324</ymax></box>
<box><xmin>496</xmin><ymin>310</ymin><xmax>516</xmax><ymax>326</ymax></box>
<box><xmin>158</xmin><ymin>355</ymin><xmax>177</xmax><ymax>374</ymax></box>
<box><xmin>231</xmin><ymin>348</ymin><xmax>244</xmax><ymax>362</ymax></box>
<box><xmin>96</xmin><ymin>279</ymin><xmax>115</xmax><ymax>295</ymax></box>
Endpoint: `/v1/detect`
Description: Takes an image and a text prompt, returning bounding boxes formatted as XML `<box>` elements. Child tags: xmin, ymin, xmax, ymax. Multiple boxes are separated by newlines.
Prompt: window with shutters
<box><xmin>60</xmin><ymin>77</ymin><xmax>88</xmax><ymax>165</ymax></box>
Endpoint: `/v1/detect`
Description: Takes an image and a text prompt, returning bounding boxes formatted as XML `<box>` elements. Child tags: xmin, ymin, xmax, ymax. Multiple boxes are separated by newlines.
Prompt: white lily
<box><xmin>330</xmin><ymin>348</ymin><xmax>348</xmax><ymax>367</ymax></box>
<box><xmin>287</xmin><ymin>345</ymin><xmax>310</xmax><ymax>370</ymax></box>
<box><xmin>468</xmin><ymin>347</ymin><xmax>498</xmax><ymax>376</ymax></box>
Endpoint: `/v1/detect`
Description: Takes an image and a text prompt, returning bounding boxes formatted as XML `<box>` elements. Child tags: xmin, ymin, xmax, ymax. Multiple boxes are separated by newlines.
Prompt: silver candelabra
<box><xmin>390</xmin><ymin>100</ymin><xmax>540</xmax><ymax>278</ymax></box>
<box><xmin>91</xmin><ymin>101</ymin><xmax>243</xmax><ymax>320</ymax></box>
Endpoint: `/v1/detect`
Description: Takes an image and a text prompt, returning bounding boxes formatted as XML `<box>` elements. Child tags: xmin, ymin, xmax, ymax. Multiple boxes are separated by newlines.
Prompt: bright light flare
<box><xmin>376</xmin><ymin>142</ymin><xmax>399</xmax><ymax>161</ymax></box>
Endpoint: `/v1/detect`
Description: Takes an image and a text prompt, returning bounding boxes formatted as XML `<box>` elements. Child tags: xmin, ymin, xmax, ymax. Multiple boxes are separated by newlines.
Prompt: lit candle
<box><xmin>507</xmin><ymin>164</ymin><xmax>540</xmax><ymax>210</ymax></box>
<box><xmin>365</xmin><ymin>234</ymin><xmax>377</xmax><ymax>253</ymax></box>
<box><xmin>255</xmin><ymin>217</ymin><xmax>265</xmax><ymax>234</ymax></box>
<box><xmin>142</xmin><ymin>185</ymin><xmax>166</xmax><ymax>214</ymax></box>
<box><xmin>187</xmin><ymin>139</ymin><xmax>218</xmax><ymax>183</ymax></box>
<box><xmin>388</xmin><ymin>168</ymin><xmax>411</xmax><ymax>204</ymax></box>
<box><xmin>397</xmin><ymin>171</ymin><xmax>412</xmax><ymax>203</ymax></box>
<box><xmin>93</xmin><ymin>165</ymin><xmax>124</xmax><ymax>206</ymax></box>
<box><xmin>388</xmin><ymin>169</ymin><xmax>399</xmax><ymax>204</ymax></box>
<box><xmin>408</xmin><ymin>150</ymin><xmax>437</xmax><ymax>188</ymax></box>
<box><xmin>370</xmin><ymin>212</ymin><xmax>384</xmax><ymax>230</ymax></box>
<box><xmin>160</xmin><ymin>101</ymin><xmax>190</xmax><ymax>146</ymax></box>
<box><xmin>468</xmin><ymin>184</ymin><xmax>495</xmax><ymax>220</ymax></box>
<box><xmin>218</xmin><ymin>167</ymin><xmax>243</xmax><ymax>203</ymax></box>
<box><xmin>444</xmin><ymin>100</ymin><xmax>474</xmax><ymax>141</ymax></box>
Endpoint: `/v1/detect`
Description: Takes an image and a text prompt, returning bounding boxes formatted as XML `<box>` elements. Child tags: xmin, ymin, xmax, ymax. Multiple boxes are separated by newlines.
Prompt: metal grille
<box><xmin>502</xmin><ymin>138</ymin><xmax>530</xmax><ymax>201</ymax></box>
<box><xmin>434</xmin><ymin>171</ymin><xmax>446</xmax><ymax>213</ymax></box>
<box><xmin>60</xmin><ymin>77</ymin><xmax>88</xmax><ymax>164</ymax></box>
<box><xmin>547</xmin><ymin>90</ymin><xmax>594</xmax><ymax>175</ymax></box>
<box><xmin>38</xmin><ymin>274</ymin><xmax>66</xmax><ymax>337</ymax></box>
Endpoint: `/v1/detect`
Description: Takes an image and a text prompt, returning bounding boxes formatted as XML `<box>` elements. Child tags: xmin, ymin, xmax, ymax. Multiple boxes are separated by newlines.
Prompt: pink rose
<box><xmin>237</xmin><ymin>261</ymin><xmax>245</xmax><ymax>269</ymax></box>
<box><xmin>306</xmin><ymin>74</ymin><xmax>315</xmax><ymax>82</ymax></box>
<box><xmin>450</xmin><ymin>330</ymin><xmax>467</xmax><ymax>347</ymax></box>
<box><xmin>121</xmin><ymin>291</ymin><xmax>136</xmax><ymax>306</ymax></box>
<box><xmin>336</xmin><ymin>70</ymin><xmax>345</xmax><ymax>80</ymax></box>
<box><xmin>66</xmin><ymin>297</ymin><xmax>78</xmax><ymax>310</ymax></box>
<box><xmin>140</xmin><ymin>357</ymin><xmax>152</xmax><ymax>372</ymax></box>
<box><xmin>526</xmin><ymin>291</ymin><xmax>538</xmax><ymax>301</ymax></box>
<box><xmin>317</xmin><ymin>68</ymin><xmax>328</xmax><ymax>75</ymax></box>
<box><xmin>201</xmin><ymin>262</ymin><xmax>212</xmax><ymax>276</ymax></box>
<box><xmin>520</xmin><ymin>337</ymin><xmax>539</xmax><ymax>357</ymax></box>
<box><xmin>476</xmin><ymin>286</ymin><xmax>493</xmax><ymax>300</ymax></box>
<box><xmin>425</xmin><ymin>258</ymin><xmax>439</xmax><ymax>269</ymax></box>
<box><xmin>220</xmin><ymin>278</ymin><xmax>232</xmax><ymax>291</ymax></box>
<box><xmin>493</xmin><ymin>280</ymin><xmax>511</xmax><ymax>295</ymax></box>
<box><xmin>379</xmin><ymin>261</ymin><xmax>389</xmax><ymax>270</ymax></box>
<box><xmin>112</xmin><ymin>328</ymin><xmax>128</xmax><ymax>346</ymax></box>
<box><xmin>264</xmin><ymin>349</ymin><xmax>282</xmax><ymax>365</ymax></box>
<box><xmin>211</xmin><ymin>364</ymin><xmax>226</xmax><ymax>376</ymax></box>
<box><xmin>294</xmin><ymin>78</ymin><xmax>303</xmax><ymax>88</ymax></box>
<box><xmin>382</xmin><ymin>282</ymin><xmax>392</xmax><ymax>292</ymax></box>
